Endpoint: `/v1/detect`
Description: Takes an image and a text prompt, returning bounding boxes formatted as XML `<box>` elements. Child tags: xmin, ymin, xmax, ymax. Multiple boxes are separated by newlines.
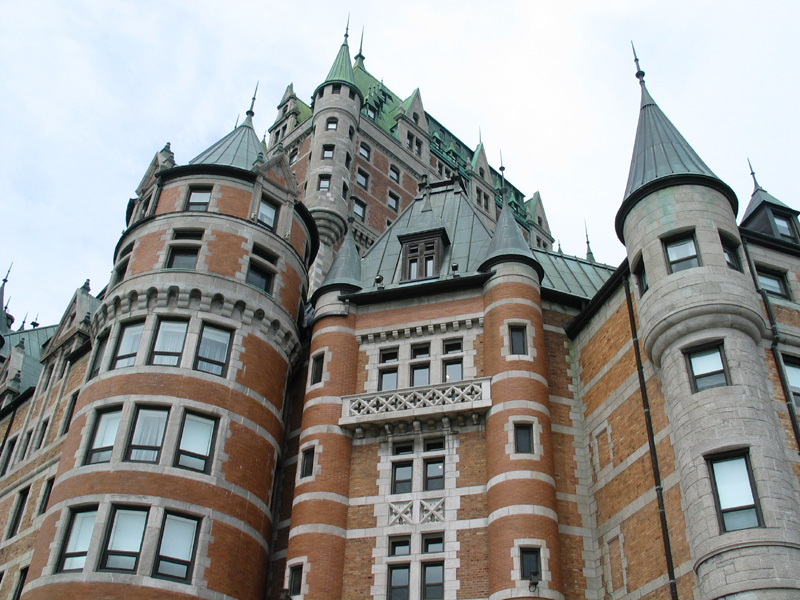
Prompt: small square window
<box><xmin>521</xmin><ymin>548</ymin><xmax>541</xmax><ymax>581</ymax></box>
<box><xmin>194</xmin><ymin>325</ymin><xmax>232</xmax><ymax>377</ymax></box>
<box><xmin>332</xmin><ymin>84</ymin><xmax>341</xmax><ymax>94</ymax></box>
<box><xmin>356</xmin><ymin>169</ymin><xmax>369</xmax><ymax>189</ymax></box>
<box><xmin>686</xmin><ymin>344</ymin><xmax>729</xmax><ymax>393</ymax></box>
<box><xmin>664</xmin><ymin>235</ymin><xmax>700</xmax><ymax>273</ymax></box>
<box><xmin>444</xmin><ymin>340</ymin><xmax>462</xmax><ymax>354</ymax></box>
<box><xmin>412</xmin><ymin>343</ymin><xmax>430</xmax><ymax>359</ymax></box>
<box><xmin>424</xmin><ymin>438</ymin><xmax>444</xmax><ymax>452</ymax></box>
<box><xmin>310</xmin><ymin>354</ymin><xmax>324</xmax><ymax>385</ymax></box>
<box><xmin>514</xmin><ymin>423</ymin><xmax>534</xmax><ymax>454</ymax></box>
<box><xmin>388</xmin><ymin>191</ymin><xmax>399</xmax><ymax>212</ymax></box>
<box><xmin>166</xmin><ymin>247</ymin><xmax>198</xmax><ymax>270</ymax></box>
<box><xmin>246</xmin><ymin>261</ymin><xmax>274</xmax><ymax>294</ymax></box>
<box><xmin>379</xmin><ymin>369</ymin><xmax>398</xmax><ymax>391</ymax></box>
<box><xmin>186</xmin><ymin>189</ymin><xmax>211</xmax><ymax>212</ymax></box>
<box><xmin>392</xmin><ymin>462</ymin><xmax>412</xmax><ymax>494</ymax></box>
<box><xmin>322</xmin><ymin>145</ymin><xmax>334</xmax><ymax>159</ymax></box>
<box><xmin>708</xmin><ymin>451</ymin><xmax>761</xmax><ymax>532</ymax></box>
<box><xmin>354</xmin><ymin>199</ymin><xmax>366</xmax><ymax>222</ymax></box>
<box><xmin>326</xmin><ymin>117</ymin><xmax>338</xmax><ymax>131</ymax></box>
<box><xmin>300</xmin><ymin>447</ymin><xmax>314</xmax><ymax>478</ymax></box>
<box><xmin>389</xmin><ymin>536</ymin><xmax>411</xmax><ymax>556</ymax></box>
<box><xmin>424</xmin><ymin>458</ymin><xmax>444</xmax><ymax>490</ymax></box>
<box><xmin>318</xmin><ymin>175</ymin><xmax>331</xmax><ymax>191</ymax></box>
<box><xmin>381</xmin><ymin>348</ymin><xmax>399</xmax><ymax>363</ymax></box>
<box><xmin>289</xmin><ymin>565</ymin><xmax>303</xmax><ymax>596</ymax></box>
<box><xmin>509</xmin><ymin>325</ymin><xmax>527</xmax><ymax>355</ymax></box>
<box><xmin>359</xmin><ymin>143</ymin><xmax>370</xmax><ymax>160</ymax></box>
<box><xmin>258</xmin><ymin>199</ymin><xmax>279</xmax><ymax>230</ymax></box>
<box><xmin>423</xmin><ymin>533</ymin><xmax>444</xmax><ymax>553</ymax></box>
<box><xmin>757</xmin><ymin>267</ymin><xmax>789</xmax><ymax>299</ymax></box>
<box><xmin>389</xmin><ymin>166</ymin><xmax>400</xmax><ymax>183</ymax></box>
<box><xmin>721</xmin><ymin>237</ymin><xmax>742</xmax><ymax>272</ymax></box>
<box><xmin>393</xmin><ymin>443</ymin><xmax>413</xmax><ymax>455</ymax></box>
<box><xmin>773</xmin><ymin>213</ymin><xmax>797</xmax><ymax>241</ymax></box>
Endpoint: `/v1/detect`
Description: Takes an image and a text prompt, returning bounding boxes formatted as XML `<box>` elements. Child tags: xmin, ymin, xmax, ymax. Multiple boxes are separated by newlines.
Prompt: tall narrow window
<box><xmin>149</xmin><ymin>321</ymin><xmax>188</xmax><ymax>366</ymax></box>
<box><xmin>34</xmin><ymin>418</ymin><xmax>49</xmax><ymax>450</ymax></box>
<box><xmin>353</xmin><ymin>199</ymin><xmax>367</xmax><ymax>222</ymax></box>
<box><xmin>422</xmin><ymin>562</ymin><xmax>444</xmax><ymax>600</ymax></box>
<box><xmin>708</xmin><ymin>452</ymin><xmax>761</xmax><ymax>532</ymax></box>
<box><xmin>126</xmin><ymin>407</ymin><xmax>169</xmax><ymax>463</ymax></box>
<box><xmin>100</xmin><ymin>507</ymin><xmax>148</xmax><ymax>572</ymax></box>
<box><xmin>176</xmin><ymin>413</ymin><xmax>217</xmax><ymax>473</ymax></box>
<box><xmin>186</xmin><ymin>189</ymin><xmax>211</xmax><ymax>212</ymax></box>
<box><xmin>0</xmin><ymin>437</ymin><xmax>16</xmax><ymax>476</ymax></box>
<box><xmin>61</xmin><ymin>393</ymin><xmax>78</xmax><ymax>435</ymax></box>
<box><xmin>721</xmin><ymin>237</ymin><xmax>742</xmax><ymax>272</ymax></box>
<box><xmin>258</xmin><ymin>198</ymin><xmax>279</xmax><ymax>231</ymax></box>
<box><xmin>194</xmin><ymin>325</ymin><xmax>232</xmax><ymax>377</ymax></box>
<box><xmin>634</xmin><ymin>259</ymin><xmax>648</xmax><ymax>294</ymax></box>
<box><xmin>359</xmin><ymin>143</ymin><xmax>371</xmax><ymax>160</ymax></box>
<box><xmin>300</xmin><ymin>447</ymin><xmax>315</xmax><ymax>478</ymax></box>
<box><xmin>686</xmin><ymin>344</ymin><xmax>729</xmax><ymax>393</ymax></box>
<box><xmin>38</xmin><ymin>478</ymin><xmax>54</xmax><ymax>515</ymax></box>
<box><xmin>310</xmin><ymin>354</ymin><xmax>324</xmax><ymax>385</ymax></box>
<box><xmin>411</xmin><ymin>343</ymin><xmax>430</xmax><ymax>387</ymax></box>
<box><xmin>86</xmin><ymin>409</ymin><xmax>122</xmax><ymax>464</ymax></box>
<box><xmin>389</xmin><ymin>165</ymin><xmax>400</xmax><ymax>183</ymax></box>
<box><xmin>6</xmin><ymin>486</ymin><xmax>29</xmax><ymax>539</ymax></box>
<box><xmin>289</xmin><ymin>565</ymin><xmax>303</xmax><ymax>596</ymax></box>
<box><xmin>388</xmin><ymin>191</ymin><xmax>399</xmax><ymax>212</ymax></box>
<box><xmin>388</xmin><ymin>564</ymin><xmax>410</xmax><ymax>600</ymax></box>
<box><xmin>392</xmin><ymin>462</ymin><xmax>413</xmax><ymax>494</ymax></box>
<box><xmin>521</xmin><ymin>548</ymin><xmax>541</xmax><ymax>581</ymax></box>
<box><xmin>153</xmin><ymin>513</ymin><xmax>199</xmax><ymax>582</ymax></box>
<box><xmin>58</xmin><ymin>508</ymin><xmax>98</xmax><ymax>572</ymax></box>
<box><xmin>784</xmin><ymin>358</ymin><xmax>800</xmax><ymax>405</ymax></box>
<box><xmin>424</xmin><ymin>458</ymin><xmax>444</xmax><ymax>490</ymax></box>
<box><xmin>379</xmin><ymin>348</ymin><xmax>399</xmax><ymax>391</ymax></box>
<box><xmin>664</xmin><ymin>235</ymin><xmax>700</xmax><ymax>273</ymax></box>
<box><xmin>515</xmin><ymin>423</ymin><xmax>534</xmax><ymax>454</ymax></box>
<box><xmin>112</xmin><ymin>322</ymin><xmax>144</xmax><ymax>369</ymax></box>
<box><xmin>89</xmin><ymin>335</ymin><xmax>108</xmax><ymax>379</ymax></box>
<box><xmin>509</xmin><ymin>325</ymin><xmax>527</xmax><ymax>355</ymax></box>
<box><xmin>356</xmin><ymin>169</ymin><xmax>369</xmax><ymax>189</ymax></box>
<box><xmin>11</xmin><ymin>567</ymin><xmax>27</xmax><ymax>600</ymax></box>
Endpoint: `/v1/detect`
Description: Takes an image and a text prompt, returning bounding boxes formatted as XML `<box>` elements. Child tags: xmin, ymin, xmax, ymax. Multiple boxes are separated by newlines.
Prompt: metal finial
<box><xmin>585</xmin><ymin>220</ymin><xmax>595</xmax><ymax>263</ymax></box>
<box><xmin>358</xmin><ymin>26</ymin><xmax>364</xmax><ymax>56</ymax></box>
<box><xmin>499</xmin><ymin>151</ymin><xmax>508</xmax><ymax>206</ymax></box>
<box><xmin>2</xmin><ymin>263</ymin><xmax>11</xmax><ymax>284</ymax></box>
<box><xmin>478</xmin><ymin>126</ymin><xmax>482</xmax><ymax>144</ymax></box>
<box><xmin>747</xmin><ymin>157</ymin><xmax>760</xmax><ymax>191</ymax></box>
<box><xmin>345</xmin><ymin>14</ymin><xmax>350</xmax><ymax>39</ymax></box>
<box><xmin>631</xmin><ymin>41</ymin><xmax>645</xmax><ymax>82</ymax></box>
<box><xmin>234</xmin><ymin>115</ymin><xmax>239</xmax><ymax>128</ymax></box>
<box><xmin>247</xmin><ymin>82</ymin><xmax>259</xmax><ymax>117</ymax></box>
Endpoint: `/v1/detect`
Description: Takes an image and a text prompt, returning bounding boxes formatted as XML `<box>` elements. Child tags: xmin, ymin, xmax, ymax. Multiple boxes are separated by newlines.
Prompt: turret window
<box><xmin>186</xmin><ymin>188</ymin><xmax>211</xmax><ymax>212</ymax></box>
<box><xmin>246</xmin><ymin>244</ymin><xmax>277</xmax><ymax>295</ymax></box>
<box><xmin>126</xmin><ymin>407</ymin><xmax>169</xmax><ymax>463</ymax></box>
<box><xmin>194</xmin><ymin>325</ymin><xmax>232</xmax><ymax>377</ymax></box>
<box><xmin>58</xmin><ymin>508</ymin><xmax>98</xmax><ymax>572</ymax></box>
<box><xmin>86</xmin><ymin>408</ymin><xmax>122</xmax><ymax>464</ymax></box>
<box><xmin>322</xmin><ymin>144</ymin><xmax>335</xmax><ymax>159</ymax></box>
<box><xmin>100</xmin><ymin>507</ymin><xmax>148</xmax><ymax>572</ymax></box>
<box><xmin>509</xmin><ymin>325</ymin><xmax>528</xmax><ymax>356</ymax></box>
<box><xmin>175</xmin><ymin>412</ymin><xmax>217</xmax><ymax>473</ymax></box>
<box><xmin>685</xmin><ymin>343</ymin><xmax>729</xmax><ymax>393</ymax></box>
<box><xmin>332</xmin><ymin>84</ymin><xmax>341</xmax><ymax>94</ymax></box>
<box><xmin>326</xmin><ymin>117</ymin><xmax>338</xmax><ymax>131</ymax></box>
<box><xmin>153</xmin><ymin>513</ymin><xmax>199</xmax><ymax>582</ymax></box>
<box><xmin>721</xmin><ymin>237</ymin><xmax>742</xmax><ymax>271</ymax></box>
<box><xmin>318</xmin><ymin>175</ymin><xmax>331</xmax><ymax>191</ymax></box>
<box><xmin>258</xmin><ymin>198</ymin><xmax>279</xmax><ymax>231</ymax></box>
<box><xmin>664</xmin><ymin>234</ymin><xmax>700</xmax><ymax>273</ymax></box>
<box><xmin>149</xmin><ymin>320</ymin><xmax>188</xmax><ymax>366</ymax></box>
<box><xmin>166</xmin><ymin>248</ymin><xmax>198</xmax><ymax>270</ymax></box>
<box><xmin>708</xmin><ymin>451</ymin><xmax>761</xmax><ymax>532</ymax></box>
<box><xmin>112</xmin><ymin>322</ymin><xmax>144</xmax><ymax>369</ymax></box>
<box><xmin>634</xmin><ymin>259</ymin><xmax>648</xmax><ymax>294</ymax></box>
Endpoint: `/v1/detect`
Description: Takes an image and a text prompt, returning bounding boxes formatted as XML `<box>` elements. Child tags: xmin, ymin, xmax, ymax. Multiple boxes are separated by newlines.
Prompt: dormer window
<box><xmin>402</xmin><ymin>238</ymin><xmax>440</xmax><ymax>281</ymax></box>
<box><xmin>773</xmin><ymin>212</ymin><xmax>798</xmax><ymax>242</ymax></box>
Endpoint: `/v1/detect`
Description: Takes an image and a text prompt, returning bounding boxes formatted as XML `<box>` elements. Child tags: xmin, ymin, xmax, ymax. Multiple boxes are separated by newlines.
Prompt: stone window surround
<box><xmin>590</xmin><ymin>423</ymin><xmax>614</xmax><ymax>475</ymax></box>
<box><xmin>284</xmin><ymin>557</ymin><xmax>309</xmax><ymax>598</ymax></box>
<box><xmin>307</xmin><ymin>347</ymin><xmax>331</xmax><ymax>390</ymax></box>
<box><xmin>601</xmin><ymin>528</ymin><xmax>628</xmax><ymax>595</ymax></box>
<box><xmin>511</xmin><ymin>538</ymin><xmax>551</xmax><ymax>594</ymax></box>
<box><xmin>504</xmin><ymin>415</ymin><xmax>543</xmax><ymax>461</ymax></box>
<box><xmin>379</xmin><ymin>539</ymin><xmax>451</xmax><ymax>600</ymax></box>
<box><xmin>379</xmin><ymin>435</ymin><xmax>452</xmax><ymax>499</ymax></box>
<box><xmin>49</xmin><ymin>498</ymin><xmax>210</xmax><ymax>585</ymax></box>
<box><xmin>76</xmin><ymin>398</ymin><xmax>225</xmax><ymax>477</ymax></box>
<box><xmin>295</xmin><ymin>439</ymin><xmax>321</xmax><ymax>484</ymax></box>
<box><xmin>683</xmin><ymin>341</ymin><xmax>731</xmax><ymax>394</ymax></box>
<box><xmin>500</xmin><ymin>319</ymin><xmax>535</xmax><ymax>362</ymax></box>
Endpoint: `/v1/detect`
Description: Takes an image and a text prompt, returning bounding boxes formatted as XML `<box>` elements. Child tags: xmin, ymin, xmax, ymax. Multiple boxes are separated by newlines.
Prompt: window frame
<box><xmin>257</xmin><ymin>197</ymin><xmax>279</xmax><ymax>231</ymax></box>
<box><xmin>325</xmin><ymin>117</ymin><xmax>338</xmax><ymax>131</ymax></box>
<box><xmin>392</xmin><ymin>461</ymin><xmax>413</xmax><ymax>494</ymax></box>
<box><xmin>85</xmin><ymin>408</ymin><xmax>122</xmax><ymax>465</ymax></box>
<box><xmin>318</xmin><ymin>174</ymin><xmax>331</xmax><ymax>192</ymax></box>
<box><xmin>353</xmin><ymin>198</ymin><xmax>367</xmax><ymax>222</ymax></box>
<box><xmin>359</xmin><ymin>142</ymin><xmax>371</xmax><ymax>160</ymax></box>
<box><xmin>300</xmin><ymin>447</ymin><xmax>315</xmax><ymax>478</ymax></box>
<box><xmin>194</xmin><ymin>324</ymin><xmax>232</xmax><ymax>377</ymax></box>
<box><xmin>509</xmin><ymin>325</ymin><xmax>528</xmax><ymax>356</ymax></box>
<box><xmin>288</xmin><ymin>564</ymin><xmax>303</xmax><ymax>596</ymax></box>
<box><xmin>125</xmin><ymin>406</ymin><xmax>170</xmax><ymax>464</ymax></box>
<box><xmin>148</xmin><ymin>320</ymin><xmax>188</xmax><ymax>367</ymax></box>
<box><xmin>401</xmin><ymin>237</ymin><xmax>441</xmax><ymax>281</ymax></box>
<box><xmin>38</xmin><ymin>477</ymin><xmax>54</xmax><ymax>516</ymax></box>
<box><xmin>770</xmin><ymin>210</ymin><xmax>799</xmax><ymax>242</ymax></box>
<box><xmin>246</xmin><ymin>260</ymin><xmax>275</xmax><ymax>295</ymax></box>
<box><xmin>166</xmin><ymin>246</ymin><xmax>199</xmax><ymax>270</ymax></box>
<box><xmin>310</xmin><ymin>353</ymin><xmax>324</xmax><ymax>385</ymax></box>
<box><xmin>663</xmin><ymin>233</ymin><xmax>701</xmax><ymax>274</ymax></box>
<box><xmin>514</xmin><ymin>423</ymin><xmax>534</xmax><ymax>454</ymax></box>
<box><xmin>421</xmin><ymin>561</ymin><xmax>444</xmax><ymax>600</ymax></box>
<box><xmin>356</xmin><ymin>169</ymin><xmax>369</xmax><ymax>190</ymax></box>
<box><xmin>707</xmin><ymin>450</ymin><xmax>763</xmax><ymax>533</ymax></box>
<box><xmin>520</xmin><ymin>547</ymin><xmax>541</xmax><ymax>581</ymax></box>
<box><xmin>388</xmin><ymin>563</ymin><xmax>410</xmax><ymax>600</ymax></box>
<box><xmin>685</xmin><ymin>342</ymin><xmax>730</xmax><ymax>393</ymax></box>
<box><xmin>756</xmin><ymin>266</ymin><xmax>790</xmax><ymax>300</ymax></box>
<box><xmin>424</xmin><ymin>457</ymin><xmax>444</xmax><ymax>491</ymax></box>
<box><xmin>0</xmin><ymin>436</ymin><xmax>16</xmax><ymax>476</ymax></box>
<box><xmin>57</xmin><ymin>507</ymin><xmax>98</xmax><ymax>573</ymax></box>
<box><xmin>175</xmin><ymin>412</ymin><xmax>217</xmax><ymax>474</ymax></box>
<box><xmin>783</xmin><ymin>356</ymin><xmax>800</xmax><ymax>406</ymax></box>
<box><xmin>112</xmin><ymin>321</ymin><xmax>144</xmax><ymax>370</ymax></box>
<box><xmin>322</xmin><ymin>144</ymin><xmax>335</xmax><ymax>160</ymax></box>
<box><xmin>388</xmin><ymin>191</ymin><xmax>400</xmax><ymax>212</ymax></box>
<box><xmin>88</xmin><ymin>335</ymin><xmax>108</xmax><ymax>379</ymax></box>
<box><xmin>99</xmin><ymin>506</ymin><xmax>149</xmax><ymax>573</ymax></box>
<box><xmin>6</xmin><ymin>486</ymin><xmax>29</xmax><ymax>540</ymax></box>
<box><xmin>634</xmin><ymin>257</ymin><xmax>648</xmax><ymax>294</ymax></box>
<box><xmin>389</xmin><ymin>165</ymin><xmax>400</xmax><ymax>183</ymax></box>
<box><xmin>152</xmin><ymin>512</ymin><xmax>200</xmax><ymax>583</ymax></box>
<box><xmin>186</xmin><ymin>188</ymin><xmax>211</xmax><ymax>212</ymax></box>
<box><xmin>720</xmin><ymin>236</ymin><xmax>742</xmax><ymax>272</ymax></box>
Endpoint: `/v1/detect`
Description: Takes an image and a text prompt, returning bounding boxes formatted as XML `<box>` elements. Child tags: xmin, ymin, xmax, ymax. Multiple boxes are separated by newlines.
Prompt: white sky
<box><xmin>1</xmin><ymin>0</ymin><xmax>798</xmax><ymax>327</ymax></box>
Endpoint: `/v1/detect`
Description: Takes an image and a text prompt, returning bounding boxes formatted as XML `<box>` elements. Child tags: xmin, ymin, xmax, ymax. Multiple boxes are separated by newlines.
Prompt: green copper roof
<box><xmin>317</xmin><ymin>227</ymin><xmax>362</xmax><ymax>295</ymax></box>
<box><xmin>190</xmin><ymin>113</ymin><xmax>266</xmax><ymax>171</ymax></box>
<box><xmin>533</xmin><ymin>249</ymin><xmax>616</xmax><ymax>300</ymax></box>
<box><xmin>479</xmin><ymin>198</ymin><xmax>539</xmax><ymax>273</ymax></box>
<box><xmin>316</xmin><ymin>33</ymin><xmax>358</xmax><ymax>95</ymax></box>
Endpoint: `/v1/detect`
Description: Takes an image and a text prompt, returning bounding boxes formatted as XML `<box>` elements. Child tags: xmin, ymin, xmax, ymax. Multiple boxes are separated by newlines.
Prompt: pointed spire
<box><xmin>354</xmin><ymin>26</ymin><xmax>365</xmax><ymax>66</ymax></box>
<box><xmin>616</xmin><ymin>46</ymin><xmax>737</xmax><ymax>241</ymax></box>
<box><xmin>0</xmin><ymin>264</ymin><xmax>10</xmax><ymax>335</ymax></box>
<box><xmin>585</xmin><ymin>221</ymin><xmax>595</xmax><ymax>263</ymax></box>
<box><xmin>321</xmin><ymin>25</ymin><xmax>357</xmax><ymax>88</ymax></box>
<box><xmin>247</xmin><ymin>81</ymin><xmax>258</xmax><ymax>117</ymax></box>
<box><xmin>317</xmin><ymin>221</ymin><xmax>362</xmax><ymax>294</ymax></box>
<box><xmin>748</xmin><ymin>157</ymin><xmax>760</xmax><ymax>192</ymax></box>
<box><xmin>741</xmin><ymin>159</ymin><xmax>795</xmax><ymax>225</ymax></box>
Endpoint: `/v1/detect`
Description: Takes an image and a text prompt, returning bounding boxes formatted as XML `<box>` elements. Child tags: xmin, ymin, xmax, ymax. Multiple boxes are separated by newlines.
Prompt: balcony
<box><xmin>340</xmin><ymin>377</ymin><xmax>491</xmax><ymax>434</ymax></box>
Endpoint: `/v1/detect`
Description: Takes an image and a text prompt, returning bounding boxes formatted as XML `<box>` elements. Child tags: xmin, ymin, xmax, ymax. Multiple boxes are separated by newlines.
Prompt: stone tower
<box><xmin>615</xmin><ymin>58</ymin><xmax>800</xmax><ymax>598</ymax></box>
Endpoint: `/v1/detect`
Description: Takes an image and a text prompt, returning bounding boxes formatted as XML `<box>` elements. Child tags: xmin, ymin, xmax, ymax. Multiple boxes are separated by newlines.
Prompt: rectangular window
<box><xmin>665</xmin><ymin>235</ymin><xmax>700</xmax><ymax>273</ymax></box>
<box><xmin>258</xmin><ymin>198</ymin><xmax>279</xmax><ymax>231</ymax></box>
<box><xmin>359</xmin><ymin>143</ymin><xmax>370</xmax><ymax>160</ymax></box>
<box><xmin>423</xmin><ymin>533</ymin><xmax>444</xmax><ymax>553</ymax></box>
<box><xmin>173</xmin><ymin>229</ymin><xmax>203</xmax><ymax>241</ymax></box>
<box><xmin>34</xmin><ymin>418</ymin><xmax>49</xmax><ymax>450</ymax></box>
<box><xmin>388</xmin><ymin>191</ymin><xmax>399</xmax><ymax>212</ymax></box>
<box><xmin>424</xmin><ymin>458</ymin><xmax>444</xmax><ymax>491</ymax></box>
<box><xmin>389</xmin><ymin>166</ymin><xmax>400</xmax><ymax>183</ymax></box>
<box><xmin>389</xmin><ymin>536</ymin><xmax>411</xmax><ymax>556</ymax></box>
<box><xmin>318</xmin><ymin>175</ymin><xmax>331</xmax><ymax>191</ymax></box>
<box><xmin>784</xmin><ymin>358</ymin><xmax>800</xmax><ymax>405</ymax></box>
<box><xmin>773</xmin><ymin>213</ymin><xmax>797</xmax><ymax>241</ymax></box>
<box><xmin>635</xmin><ymin>259</ymin><xmax>649</xmax><ymax>294</ymax></box>
<box><xmin>411</xmin><ymin>363</ymin><xmax>430</xmax><ymax>387</ymax></box>
<box><xmin>509</xmin><ymin>325</ymin><xmax>527</xmax><ymax>355</ymax></box>
<box><xmin>61</xmin><ymin>393</ymin><xmax>78</xmax><ymax>435</ymax></box>
<box><xmin>322</xmin><ymin>144</ymin><xmax>335</xmax><ymax>159</ymax></box>
<box><xmin>0</xmin><ymin>437</ymin><xmax>16</xmax><ymax>476</ymax></box>
<box><xmin>388</xmin><ymin>564</ymin><xmax>410</xmax><ymax>600</ymax></box>
<box><xmin>89</xmin><ymin>335</ymin><xmax>108</xmax><ymax>379</ymax></box>
<box><xmin>86</xmin><ymin>409</ymin><xmax>122</xmax><ymax>464</ymax></box>
<box><xmin>687</xmin><ymin>344</ymin><xmax>728</xmax><ymax>392</ymax></box>
<box><xmin>289</xmin><ymin>565</ymin><xmax>303</xmax><ymax>596</ymax></box>
<box><xmin>356</xmin><ymin>169</ymin><xmax>369</xmax><ymax>189</ymax></box>
<box><xmin>19</xmin><ymin>430</ymin><xmax>31</xmax><ymax>461</ymax></box>
<box><xmin>415</xmin><ymin>139</ymin><xmax>423</xmax><ymax>156</ymax></box>
<box><xmin>310</xmin><ymin>354</ymin><xmax>324</xmax><ymax>385</ymax></box>
<box><xmin>402</xmin><ymin>238</ymin><xmax>440</xmax><ymax>281</ymax></box>
<box><xmin>112</xmin><ymin>322</ymin><xmax>144</xmax><ymax>369</ymax></box>
<box><xmin>186</xmin><ymin>189</ymin><xmax>211</xmax><ymax>212</ymax></box>
<box><xmin>354</xmin><ymin>199</ymin><xmax>366</xmax><ymax>222</ymax></box>
<box><xmin>100</xmin><ymin>507</ymin><xmax>148</xmax><ymax>572</ymax></box>
<box><xmin>38</xmin><ymin>478</ymin><xmax>54</xmax><ymax>515</ymax></box>
<box><xmin>443</xmin><ymin>359</ymin><xmax>462</xmax><ymax>383</ymax></box>
<box><xmin>153</xmin><ymin>513</ymin><xmax>199</xmax><ymax>582</ymax></box>
<box><xmin>521</xmin><ymin>547</ymin><xmax>541</xmax><ymax>581</ymax></box>
<box><xmin>412</xmin><ymin>343</ymin><xmax>430</xmax><ymax>359</ymax></box>
<box><xmin>392</xmin><ymin>462</ymin><xmax>413</xmax><ymax>494</ymax></box>
<box><xmin>708</xmin><ymin>452</ymin><xmax>761</xmax><ymax>532</ymax></box>
<box><xmin>58</xmin><ymin>508</ymin><xmax>98</xmax><ymax>572</ymax></box>
<box><xmin>175</xmin><ymin>413</ymin><xmax>216</xmax><ymax>473</ymax></box>
<box><xmin>721</xmin><ymin>238</ymin><xmax>742</xmax><ymax>271</ymax></box>
<box><xmin>514</xmin><ymin>423</ymin><xmax>534</xmax><ymax>454</ymax></box>
<box><xmin>126</xmin><ymin>407</ymin><xmax>169</xmax><ymax>463</ymax></box>
<box><xmin>300</xmin><ymin>448</ymin><xmax>314</xmax><ymax>478</ymax></box>
<box><xmin>149</xmin><ymin>320</ymin><xmax>188</xmax><ymax>366</ymax></box>
<box><xmin>422</xmin><ymin>562</ymin><xmax>444</xmax><ymax>600</ymax></box>
<box><xmin>379</xmin><ymin>369</ymin><xmax>398</xmax><ymax>391</ymax></box>
<box><xmin>194</xmin><ymin>325</ymin><xmax>232</xmax><ymax>377</ymax></box>
<box><xmin>757</xmin><ymin>267</ymin><xmax>789</xmax><ymax>299</ymax></box>
<box><xmin>11</xmin><ymin>567</ymin><xmax>27</xmax><ymax>600</ymax></box>
<box><xmin>246</xmin><ymin>261</ymin><xmax>274</xmax><ymax>294</ymax></box>
<box><xmin>6</xmin><ymin>486</ymin><xmax>29</xmax><ymax>539</ymax></box>
<box><xmin>332</xmin><ymin>84</ymin><xmax>341</xmax><ymax>94</ymax></box>
<box><xmin>166</xmin><ymin>247</ymin><xmax>198</xmax><ymax>270</ymax></box>
<box><xmin>326</xmin><ymin>117</ymin><xmax>338</xmax><ymax>131</ymax></box>
<box><xmin>424</xmin><ymin>438</ymin><xmax>445</xmax><ymax>452</ymax></box>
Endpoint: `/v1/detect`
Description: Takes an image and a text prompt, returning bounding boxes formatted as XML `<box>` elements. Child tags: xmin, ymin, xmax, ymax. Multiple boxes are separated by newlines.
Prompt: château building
<box><xmin>0</xmin><ymin>29</ymin><xmax>798</xmax><ymax>600</ymax></box>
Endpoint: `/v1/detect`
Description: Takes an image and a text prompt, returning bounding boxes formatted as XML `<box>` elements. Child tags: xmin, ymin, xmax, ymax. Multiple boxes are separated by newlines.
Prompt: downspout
<box><xmin>741</xmin><ymin>238</ymin><xmax>800</xmax><ymax>454</ymax></box>
<box><xmin>623</xmin><ymin>277</ymin><xmax>679</xmax><ymax>600</ymax></box>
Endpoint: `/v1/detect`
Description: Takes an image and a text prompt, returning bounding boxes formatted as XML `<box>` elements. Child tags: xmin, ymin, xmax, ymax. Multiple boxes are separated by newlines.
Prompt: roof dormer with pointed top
<box><xmin>740</xmin><ymin>160</ymin><xmax>799</xmax><ymax>242</ymax></box>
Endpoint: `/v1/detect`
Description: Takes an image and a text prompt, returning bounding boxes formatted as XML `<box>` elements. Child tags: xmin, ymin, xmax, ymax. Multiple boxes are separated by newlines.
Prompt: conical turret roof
<box><xmin>615</xmin><ymin>56</ymin><xmax>737</xmax><ymax>241</ymax></box>
<box><xmin>314</xmin><ymin>30</ymin><xmax>361</xmax><ymax>101</ymax></box>
<box><xmin>480</xmin><ymin>191</ymin><xmax>541</xmax><ymax>276</ymax></box>
<box><xmin>189</xmin><ymin>112</ymin><xmax>265</xmax><ymax>171</ymax></box>
<box><xmin>316</xmin><ymin>226</ymin><xmax>363</xmax><ymax>297</ymax></box>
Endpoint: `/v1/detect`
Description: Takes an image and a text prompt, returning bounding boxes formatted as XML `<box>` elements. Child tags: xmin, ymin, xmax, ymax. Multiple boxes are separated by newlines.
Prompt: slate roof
<box><xmin>318</xmin><ymin>228</ymin><xmax>363</xmax><ymax>294</ymax></box>
<box><xmin>189</xmin><ymin>113</ymin><xmax>265</xmax><ymax>171</ymax></box>
<box><xmin>533</xmin><ymin>249</ymin><xmax>616</xmax><ymax>300</ymax></box>
<box><xmin>742</xmin><ymin>180</ymin><xmax>796</xmax><ymax>223</ymax></box>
